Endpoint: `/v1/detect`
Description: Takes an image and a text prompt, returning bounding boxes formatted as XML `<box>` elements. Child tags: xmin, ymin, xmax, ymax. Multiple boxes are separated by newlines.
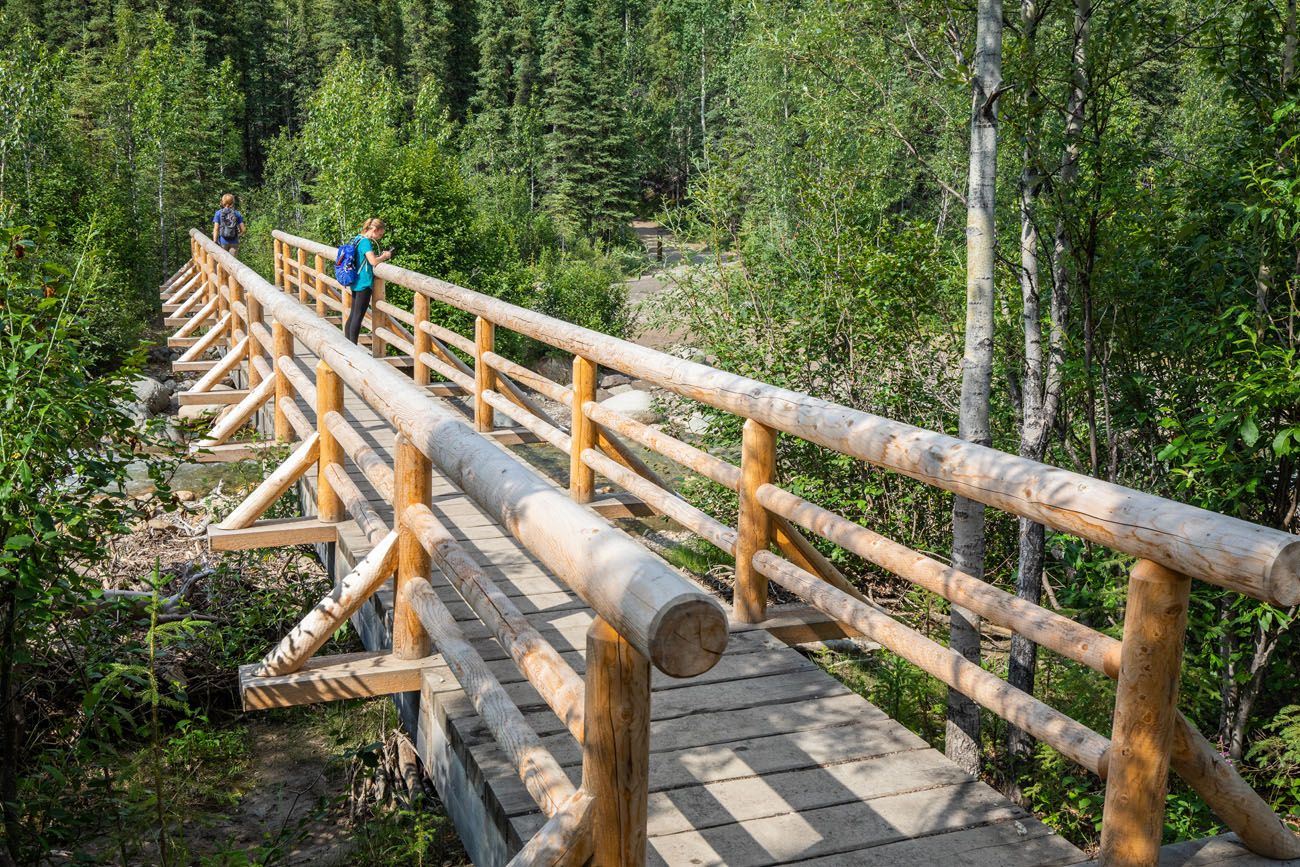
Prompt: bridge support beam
<box><xmin>1099</xmin><ymin>559</ymin><xmax>1192</xmax><ymax>867</ymax></box>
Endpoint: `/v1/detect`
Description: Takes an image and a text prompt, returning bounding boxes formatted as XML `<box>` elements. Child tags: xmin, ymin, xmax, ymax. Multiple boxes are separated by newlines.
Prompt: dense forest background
<box><xmin>3</xmin><ymin>0</ymin><xmax>1300</xmax><ymax>860</ymax></box>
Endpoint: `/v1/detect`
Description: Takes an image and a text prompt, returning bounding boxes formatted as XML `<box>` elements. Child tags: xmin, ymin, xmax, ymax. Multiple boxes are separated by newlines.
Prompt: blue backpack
<box><xmin>335</xmin><ymin>235</ymin><xmax>361</xmax><ymax>287</ymax></box>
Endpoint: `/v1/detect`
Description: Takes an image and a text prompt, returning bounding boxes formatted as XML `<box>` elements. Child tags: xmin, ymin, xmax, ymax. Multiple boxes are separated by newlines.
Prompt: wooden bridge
<box><xmin>160</xmin><ymin>228</ymin><xmax>1300</xmax><ymax>866</ymax></box>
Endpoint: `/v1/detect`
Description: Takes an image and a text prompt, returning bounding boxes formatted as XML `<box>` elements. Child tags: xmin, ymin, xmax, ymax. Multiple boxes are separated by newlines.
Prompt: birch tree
<box><xmin>1006</xmin><ymin>0</ymin><xmax>1083</xmax><ymax>778</ymax></box>
<box><xmin>948</xmin><ymin>0</ymin><xmax>1003</xmax><ymax>776</ymax></box>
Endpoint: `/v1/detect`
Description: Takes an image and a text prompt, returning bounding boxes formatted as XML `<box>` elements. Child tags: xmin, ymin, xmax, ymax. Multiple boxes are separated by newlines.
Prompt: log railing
<box><xmin>168</xmin><ymin>228</ymin><xmax>1300</xmax><ymax>865</ymax></box>
<box><xmin>171</xmin><ymin>232</ymin><xmax>729</xmax><ymax>866</ymax></box>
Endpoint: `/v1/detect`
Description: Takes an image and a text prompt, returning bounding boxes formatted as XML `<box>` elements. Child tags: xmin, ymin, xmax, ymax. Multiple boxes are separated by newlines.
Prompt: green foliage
<box><xmin>374</xmin><ymin>141</ymin><xmax>479</xmax><ymax>285</ymax></box>
<box><xmin>298</xmin><ymin>52</ymin><xmax>402</xmax><ymax>241</ymax></box>
<box><xmin>1248</xmin><ymin>705</ymin><xmax>1300</xmax><ymax>817</ymax></box>
<box><xmin>0</xmin><ymin>222</ymin><xmax>178</xmax><ymax>862</ymax></box>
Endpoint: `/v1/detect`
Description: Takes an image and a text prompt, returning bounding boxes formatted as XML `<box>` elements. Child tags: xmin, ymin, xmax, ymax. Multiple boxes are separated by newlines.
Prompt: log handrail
<box><xmin>273</xmin><ymin>229</ymin><xmax>1300</xmax><ymax>608</ymax></box>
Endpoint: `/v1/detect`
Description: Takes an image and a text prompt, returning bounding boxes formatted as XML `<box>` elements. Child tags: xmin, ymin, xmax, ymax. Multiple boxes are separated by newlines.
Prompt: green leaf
<box><xmin>1240</xmin><ymin>416</ymin><xmax>1260</xmax><ymax>447</ymax></box>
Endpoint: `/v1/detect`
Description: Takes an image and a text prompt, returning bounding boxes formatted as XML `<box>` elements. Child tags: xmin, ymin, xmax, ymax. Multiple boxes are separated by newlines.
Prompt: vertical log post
<box><xmin>393</xmin><ymin>433</ymin><xmax>432</xmax><ymax>659</ymax></box>
<box><xmin>292</xmin><ymin>247</ymin><xmax>303</xmax><ymax>304</ymax></box>
<box><xmin>215</xmin><ymin>262</ymin><xmax>228</xmax><ymax>330</ymax></box>
<box><xmin>734</xmin><ymin>419</ymin><xmax>776</xmax><ymax>623</ymax></box>
<box><xmin>313</xmin><ymin>253</ymin><xmax>325</xmax><ymax>314</ymax></box>
<box><xmin>246</xmin><ymin>291</ymin><xmax>263</xmax><ymax>390</ymax></box>
<box><xmin>315</xmin><ymin>360</ymin><xmax>345</xmax><ymax>523</ymax></box>
<box><xmin>200</xmin><ymin>250</ymin><xmax>211</xmax><ymax>307</ymax></box>
<box><xmin>570</xmin><ymin>355</ymin><xmax>598</xmax><ymax>503</ymax></box>
<box><xmin>474</xmin><ymin>316</ymin><xmax>496</xmax><ymax>432</ymax></box>
<box><xmin>1098</xmin><ymin>559</ymin><xmax>1193</xmax><ymax>867</ymax></box>
<box><xmin>272</xmin><ymin>321</ymin><xmax>294</xmax><ymax>442</ymax></box>
<box><xmin>582</xmin><ymin>617</ymin><xmax>651</xmax><ymax>867</ymax></box>
<box><xmin>273</xmin><ymin>237</ymin><xmax>282</xmax><ymax>290</ymax></box>
<box><xmin>413</xmin><ymin>292</ymin><xmax>431</xmax><ymax>386</ymax></box>
<box><xmin>227</xmin><ymin>271</ymin><xmax>243</xmax><ymax>352</ymax></box>
<box><xmin>371</xmin><ymin>277</ymin><xmax>387</xmax><ymax>358</ymax></box>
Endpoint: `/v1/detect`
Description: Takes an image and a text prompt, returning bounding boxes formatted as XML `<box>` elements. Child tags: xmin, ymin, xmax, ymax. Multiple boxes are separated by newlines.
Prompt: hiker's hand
<box><xmin>382</xmin><ymin>249</ymin><xmax>393</xmax><ymax>261</ymax></box>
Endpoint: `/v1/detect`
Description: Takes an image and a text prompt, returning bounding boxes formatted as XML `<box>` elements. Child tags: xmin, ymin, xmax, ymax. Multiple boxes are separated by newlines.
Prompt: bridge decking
<box><xmin>266</xmin><ymin>344</ymin><xmax>1091</xmax><ymax>867</ymax></box>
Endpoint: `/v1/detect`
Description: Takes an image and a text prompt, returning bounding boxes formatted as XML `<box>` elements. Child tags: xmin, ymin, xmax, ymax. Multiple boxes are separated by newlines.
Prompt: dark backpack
<box><xmin>335</xmin><ymin>236</ymin><xmax>361</xmax><ymax>287</ymax></box>
<box><xmin>218</xmin><ymin>207</ymin><xmax>240</xmax><ymax>241</ymax></box>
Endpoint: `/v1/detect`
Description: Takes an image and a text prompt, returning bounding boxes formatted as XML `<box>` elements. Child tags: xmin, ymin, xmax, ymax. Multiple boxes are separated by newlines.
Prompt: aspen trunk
<box><xmin>1008</xmin><ymin>0</ymin><xmax>1079</xmax><ymax>773</ymax></box>
<box><xmin>948</xmin><ymin>0</ymin><xmax>1003</xmax><ymax>777</ymax></box>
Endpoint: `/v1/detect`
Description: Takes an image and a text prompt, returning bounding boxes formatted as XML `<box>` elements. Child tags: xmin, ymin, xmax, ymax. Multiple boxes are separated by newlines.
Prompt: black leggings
<box><xmin>345</xmin><ymin>288</ymin><xmax>372</xmax><ymax>344</ymax></box>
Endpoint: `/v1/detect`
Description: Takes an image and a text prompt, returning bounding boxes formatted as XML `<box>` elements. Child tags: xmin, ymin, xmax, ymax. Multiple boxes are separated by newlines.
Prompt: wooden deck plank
<box><xmin>643</xmin><ymin>785</ymin><xmax>1033</xmax><ymax>866</ymax></box>
<box><xmin>787</xmin><ymin>819</ymin><xmax>1086</xmax><ymax>866</ymax></box>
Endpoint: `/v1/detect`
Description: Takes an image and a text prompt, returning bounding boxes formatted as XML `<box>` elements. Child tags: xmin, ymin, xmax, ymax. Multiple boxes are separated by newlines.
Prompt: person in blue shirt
<box><xmin>212</xmin><ymin>194</ymin><xmax>245</xmax><ymax>256</ymax></box>
<box><xmin>345</xmin><ymin>217</ymin><xmax>393</xmax><ymax>344</ymax></box>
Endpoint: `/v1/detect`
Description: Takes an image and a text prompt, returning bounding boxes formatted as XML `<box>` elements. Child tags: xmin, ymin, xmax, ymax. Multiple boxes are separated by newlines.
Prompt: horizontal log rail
<box><xmin>274</xmin><ymin>231</ymin><xmax>1300</xmax><ymax>608</ymax></box>
<box><xmin>171</xmin><ymin>230</ymin><xmax>1300</xmax><ymax>865</ymax></box>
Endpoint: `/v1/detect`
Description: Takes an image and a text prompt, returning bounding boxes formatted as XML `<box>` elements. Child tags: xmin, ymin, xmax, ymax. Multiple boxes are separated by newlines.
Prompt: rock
<box><xmin>168</xmin><ymin>395</ymin><xmax>180</xmax><ymax>414</ymax></box>
<box><xmin>162</xmin><ymin>379</ymin><xmax>177</xmax><ymax>394</ymax></box>
<box><xmin>132</xmin><ymin>376</ymin><xmax>170</xmax><ymax>415</ymax></box>
<box><xmin>599</xmin><ymin>389</ymin><xmax>660</xmax><ymax>424</ymax></box>
<box><xmin>213</xmin><ymin>382</ymin><xmax>235</xmax><ymax>392</ymax></box>
<box><xmin>178</xmin><ymin>403</ymin><xmax>219</xmax><ymax>422</ymax></box>
<box><xmin>175</xmin><ymin>490</ymin><xmax>196</xmax><ymax>503</ymax></box>
<box><xmin>118</xmin><ymin>399</ymin><xmax>150</xmax><ymax>423</ymax></box>
<box><xmin>684</xmin><ymin>411</ymin><xmax>711</xmax><ymax>435</ymax></box>
<box><xmin>608</xmin><ymin>384</ymin><xmax>635</xmax><ymax>395</ymax></box>
<box><xmin>599</xmin><ymin>373</ymin><xmax>633</xmax><ymax>389</ymax></box>
<box><xmin>534</xmin><ymin>356</ymin><xmax>573</xmax><ymax>386</ymax></box>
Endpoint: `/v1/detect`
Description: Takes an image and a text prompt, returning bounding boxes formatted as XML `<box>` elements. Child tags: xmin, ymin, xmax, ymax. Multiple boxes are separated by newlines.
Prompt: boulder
<box><xmin>178</xmin><ymin>403</ymin><xmax>219</xmax><ymax>422</ymax></box>
<box><xmin>534</xmin><ymin>356</ymin><xmax>573</xmax><ymax>386</ymax></box>
<box><xmin>684</xmin><ymin>411</ymin><xmax>711</xmax><ymax>435</ymax></box>
<box><xmin>599</xmin><ymin>389</ymin><xmax>660</xmax><ymax>424</ymax></box>
<box><xmin>599</xmin><ymin>373</ymin><xmax>633</xmax><ymax>389</ymax></box>
<box><xmin>131</xmin><ymin>376</ymin><xmax>170</xmax><ymax>416</ymax></box>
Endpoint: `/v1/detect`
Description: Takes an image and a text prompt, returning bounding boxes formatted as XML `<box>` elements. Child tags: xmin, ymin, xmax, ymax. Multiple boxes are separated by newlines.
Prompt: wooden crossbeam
<box><xmin>588</xmin><ymin>492</ymin><xmax>654</xmax><ymax>519</ymax></box>
<box><xmin>208</xmin><ymin>516</ymin><xmax>337</xmax><ymax>551</ymax></box>
<box><xmin>167</xmin><ymin>336</ymin><xmax>201</xmax><ymax>348</ymax></box>
<box><xmin>173</xmin><ymin>359</ymin><xmax>221</xmax><ymax>373</ymax></box>
<box><xmin>239</xmin><ymin>650</ymin><xmax>436</xmax><ymax>710</ymax></box>
<box><xmin>486</xmin><ymin>428</ymin><xmax>544</xmax><ymax>447</ymax></box>
<box><xmin>178</xmin><ymin>389</ymin><xmax>248</xmax><ymax>406</ymax></box>
<box><xmin>425</xmin><ymin>381</ymin><xmax>465</xmax><ymax>397</ymax></box>
<box><xmin>735</xmin><ymin>603</ymin><xmax>867</xmax><ymax>646</ymax></box>
<box><xmin>190</xmin><ymin>441</ymin><xmax>284</xmax><ymax>463</ymax></box>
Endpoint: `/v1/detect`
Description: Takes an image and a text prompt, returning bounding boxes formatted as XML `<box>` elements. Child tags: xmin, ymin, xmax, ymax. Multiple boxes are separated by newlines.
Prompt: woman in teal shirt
<box><xmin>345</xmin><ymin>217</ymin><xmax>393</xmax><ymax>344</ymax></box>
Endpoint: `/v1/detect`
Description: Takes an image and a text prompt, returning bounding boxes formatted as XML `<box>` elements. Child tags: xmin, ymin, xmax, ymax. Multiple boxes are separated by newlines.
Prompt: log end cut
<box><xmin>647</xmin><ymin>594</ymin><xmax>729</xmax><ymax>678</ymax></box>
<box><xmin>1267</xmin><ymin>538</ymin><xmax>1300</xmax><ymax>607</ymax></box>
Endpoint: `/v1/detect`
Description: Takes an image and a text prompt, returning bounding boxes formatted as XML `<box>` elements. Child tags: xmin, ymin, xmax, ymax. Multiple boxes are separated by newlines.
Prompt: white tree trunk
<box><xmin>948</xmin><ymin>0</ymin><xmax>1004</xmax><ymax>777</ymax></box>
<box><xmin>1008</xmin><ymin>0</ymin><xmax>1080</xmax><ymax>776</ymax></box>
